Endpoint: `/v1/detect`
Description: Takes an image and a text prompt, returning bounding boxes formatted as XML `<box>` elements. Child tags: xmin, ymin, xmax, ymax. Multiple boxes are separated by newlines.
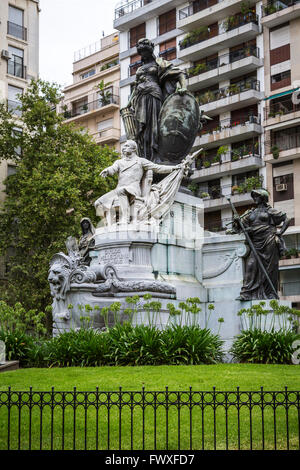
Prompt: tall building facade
<box><xmin>261</xmin><ymin>2</ymin><xmax>300</xmax><ymax>306</ymax></box>
<box><xmin>0</xmin><ymin>0</ymin><xmax>40</xmax><ymax>204</ymax></box>
<box><xmin>113</xmin><ymin>0</ymin><xmax>299</xmax><ymax>304</ymax></box>
<box><xmin>61</xmin><ymin>32</ymin><xmax>121</xmax><ymax>151</ymax></box>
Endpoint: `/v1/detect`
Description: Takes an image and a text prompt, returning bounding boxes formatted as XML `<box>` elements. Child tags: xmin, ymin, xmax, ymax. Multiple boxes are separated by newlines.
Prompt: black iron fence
<box><xmin>199</xmin><ymin>114</ymin><xmax>261</xmax><ymax>137</ymax></box>
<box><xmin>196</xmin><ymin>80</ymin><xmax>260</xmax><ymax>106</ymax></box>
<box><xmin>0</xmin><ymin>387</ymin><xmax>299</xmax><ymax>450</ymax></box>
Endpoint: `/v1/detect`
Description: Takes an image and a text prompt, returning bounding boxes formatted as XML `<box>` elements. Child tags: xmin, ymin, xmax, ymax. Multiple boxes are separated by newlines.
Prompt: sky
<box><xmin>39</xmin><ymin>0</ymin><xmax>117</xmax><ymax>88</ymax></box>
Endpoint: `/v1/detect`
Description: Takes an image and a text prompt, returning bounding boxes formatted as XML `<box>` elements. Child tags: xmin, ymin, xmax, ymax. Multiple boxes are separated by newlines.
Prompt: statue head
<box><xmin>48</xmin><ymin>257</ymin><xmax>71</xmax><ymax>301</ymax></box>
<box><xmin>80</xmin><ymin>217</ymin><xmax>95</xmax><ymax>236</ymax></box>
<box><xmin>122</xmin><ymin>140</ymin><xmax>138</xmax><ymax>159</ymax></box>
<box><xmin>251</xmin><ymin>189</ymin><xmax>269</xmax><ymax>205</ymax></box>
<box><xmin>137</xmin><ymin>38</ymin><xmax>155</xmax><ymax>60</ymax></box>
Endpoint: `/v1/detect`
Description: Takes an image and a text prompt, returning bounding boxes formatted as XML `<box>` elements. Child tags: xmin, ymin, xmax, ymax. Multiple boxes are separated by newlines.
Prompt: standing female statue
<box><xmin>78</xmin><ymin>217</ymin><xmax>95</xmax><ymax>264</ymax></box>
<box><xmin>230</xmin><ymin>189</ymin><xmax>290</xmax><ymax>300</ymax></box>
<box><xmin>125</xmin><ymin>38</ymin><xmax>187</xmax><ymax>163</ymax></box>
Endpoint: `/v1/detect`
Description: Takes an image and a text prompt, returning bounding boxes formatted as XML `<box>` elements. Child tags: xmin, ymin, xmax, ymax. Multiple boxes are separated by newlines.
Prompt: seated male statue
<box><xmin>94</xmin><ymin>140</ymin><xmax>180</xmax><ymax>225</ymax></box>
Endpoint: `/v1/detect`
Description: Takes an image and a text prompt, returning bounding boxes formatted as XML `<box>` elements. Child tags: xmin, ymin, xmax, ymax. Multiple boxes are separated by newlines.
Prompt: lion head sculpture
<box><xmin>48</xmin><ymin>254</ymin><xmax>72</xmax><ymax>301</ymax></box>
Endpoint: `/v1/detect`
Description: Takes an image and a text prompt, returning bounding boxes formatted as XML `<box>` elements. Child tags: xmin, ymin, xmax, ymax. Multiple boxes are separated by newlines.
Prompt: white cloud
<box><xmin>39</xmin><ymin>0</ymin><xmax>116</xmax><ymax>88</ymax></box>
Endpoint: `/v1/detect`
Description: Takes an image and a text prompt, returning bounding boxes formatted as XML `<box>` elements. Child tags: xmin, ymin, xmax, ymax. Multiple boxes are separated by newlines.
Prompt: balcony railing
<box><xmin>179</xmin><ymin>12</ymin><xmax>259</xmax><ymax>50</ymax></box>
<box><xmin>265</xmin><ymin>133</ymin><xmax>300</xmax><ymax>155</ymax></box>
<box><xmin>186</xmin><ymin>47</ymin><xmax>259</xmax><ymax>78</ymax></box>
<box><xmin>280</xmin><ymin>281</ymin><xmax>300</xmax><ymax>296</ymax></box>
<box><xmin>65</xmin><ymin>95</ymin><xmax>119</xmax><ymax>119</ymax></box>
<box><xmin>262</xmin><ymin>0</ymin><xmax>300</xmax><ymax>17</ymax></box>
<box><xmin>196</xmin><ymin>79</ymin><xmax>260</xmax><ymax>105</ymax></box>
<box><xmin>7</xmin><ymin>60</ymin><xmax>26</xmax><ymax>79</ymax></box>
<box><xmin>265</xmin><ymin>95</ymin><xmax>300</xmax><ymax>120</ymax></box>
<box><xmin>199</xmin><ymin>114</ymin><xmax>261</xmax><ymax>136</ymax></box>
<box><xmin>7</xmin><ymin>21</ymin><xmax>27</xmax><ymax>41</ymax></box>
<box><xmin>231</xmin><ymin>144</ymin><xmax>261</xmax><ymax>161</ymax></box>
<box><xmin>7</xmin><ymin>99</ymin><xmax>22</xmax><ymax>117</ymax></box>
<box><xmin>115</xmin><ymin>0</ymin><xmax>152</xmax><ymax>19</ymax></box>
<box><xmin>179</xmin><ymin>0</ymin><xmax>221</xmax><ymax>20</ymax></box>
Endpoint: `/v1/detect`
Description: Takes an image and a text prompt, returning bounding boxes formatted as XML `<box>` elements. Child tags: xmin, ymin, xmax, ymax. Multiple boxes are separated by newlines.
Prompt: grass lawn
<box><xmin>0</xmin><ymin>364</ymin><xmax>299</xmax><ymax>451</ymax></box>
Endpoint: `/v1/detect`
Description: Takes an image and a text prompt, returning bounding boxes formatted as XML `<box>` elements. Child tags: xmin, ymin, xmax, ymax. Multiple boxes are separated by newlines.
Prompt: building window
<box><xmin>8</xmin><ymin>6</ymin><xmax>27</xmax><ymax>41</ymax></box>
<box><xmin>7</xmin><ymin>46</ymin><xmax>25</xmax><ymax>79</ymax></box>
<box><xmin>271</xmin><ymin>70</ymin><xmax>291</xmax><ymax>91</ymax></box>
<box><xmin>270</xmin><ymin>44</ymin><xmax>290</xmax><ymax>66</ymax></box>
<box><xmin>80</xmin><ymin>69</ymin><xmax>96</xmax><ymax>80</ymax></box>
<box><xmin>129</xmin><ymin>54</ymin><xmax>142</xmax><ymax>76</ymax></box>
<box><xmin>159</xmin><ymin>38</ymin><xmax>176</xmax><ymax>61</ymax></box>
<box><xmin>72</xmin><ymin>97</ymin><xmax>88</xmax><ymax>116</ymax></box>
<box><xmin>273</xmin><ymin>173</ymin><xmax>294</xmax><ymax>202</ymax></box>
<box><xmin>8</xmin><ymin>85</ymin><xmax>23</xmax><ymax>116</ymax></box>
<box><xmin>98</xmin><ymin>118</ymin><xmax>113</xmax><ymax>134</ymax></box>
<box><xmin>158</xmin><ymin>9</ymin><xmax>176</xmax><ymax>36</ymax></box>
<box><xmin>129</xmin><ymin>23</ymin><xmax>146</xmax><ymax>49</ymax></box>
<box><xmin>100</xmin><ymin>59</ymin><xmax>119</xmax><ymax>71</ymax></box>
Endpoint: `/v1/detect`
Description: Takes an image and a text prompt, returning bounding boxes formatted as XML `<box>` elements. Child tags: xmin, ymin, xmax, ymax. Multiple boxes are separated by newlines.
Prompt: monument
<box><xmin>48</xmin><ymin>37</ymin><xmax>291</xmax><ymax>353</ymax></box>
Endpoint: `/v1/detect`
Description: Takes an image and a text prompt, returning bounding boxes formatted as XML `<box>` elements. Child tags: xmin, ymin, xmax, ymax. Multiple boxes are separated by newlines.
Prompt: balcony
<box><xmin>261</xmin><ymin>0</ymin><xmax>300</xmax><ymax>28</ymax></box>
<box><xmin>7</xmin><ymin>60</ymin><xmax>26</xmax><ymax>80</ymax></box>
<box><xmin>202</xmin><ymin>182</ymin><xmax>257</xmax><ymax>211</ymax></box>
<box><xmin>265</xmin><ymin>133</ymin><xmax>300</xmax><ymax>162</ymax></box>
<box><xmin>178</xmin><ymin>0</ymin><xmax>257</xmax><ymax>30</ymax></box>
<box><xmin>178</xmin><ymin>13</ymin><xmax>260</xmax><ymax>61</ymax></box>
<box><xmin>186</xmin><ymin>47</ymin><xmax>262</xmax><ymax>91</ymax></box>
<box><xmin>280</xmin><ymin>280</ymin><xmax>300</xmax><ymax>300</ymax></box>
<box><xmin>92</xmin><ymin>128</ymin><xmax>120</xmax><ymax>145</ymax></box>
<box><xmin>264</xmin><ymin>95</ymin><xmax>300</xmax><ymax>126</ymax></box>
<box><xmin>114</xmin><ymin>0</ymin><xmax>183</xmax><ymax>31</ymax></box>
<box><xmin>192</xmin><ymin>149</ymin><xmax>262</xmax><ymax>183</ymax></box>
<box><xmin>7</xmin><ymin>21</ymin><xmax>27</xmax><ymax>41</ymax></box>
<box><xmin>193</xmin><ymin>115</ymin><xmax>262</xmax><ymax>149</ymax></box>
<box><xmin>63</xmin><ymin>95</ymin><xmax>120</xmax><ymax>121</ymax></box>
<box><xmin>197</xmin><ymin>80</ymin><xmax>263</xmax><ymax>116</ymax></box>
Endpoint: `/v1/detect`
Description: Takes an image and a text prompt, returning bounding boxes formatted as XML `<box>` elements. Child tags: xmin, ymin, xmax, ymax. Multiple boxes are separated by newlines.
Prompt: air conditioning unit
<box><xmin>1</xmin><ymin>50</ymin><xmax>12</xmax><ymax>60</ymax></box>
<box><xmin>276</xmin><ymin>183</ymin><xmax>287</xmax><ymax>192</ymax></box>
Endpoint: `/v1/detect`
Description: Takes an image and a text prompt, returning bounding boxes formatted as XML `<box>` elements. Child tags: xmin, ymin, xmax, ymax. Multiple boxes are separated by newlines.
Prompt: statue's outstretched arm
<box><xmin>100</xmin><ymin>160</ymin><xmax>119</xmax><ymax>178</ymax></box>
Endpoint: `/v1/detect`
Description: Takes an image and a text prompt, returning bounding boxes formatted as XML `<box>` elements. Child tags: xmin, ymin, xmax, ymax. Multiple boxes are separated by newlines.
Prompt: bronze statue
<box><xmin>78</xmin><ymin>217</ymin><xmax>95</xmax><ymax>264</ymax></box>
<box><xmin>228</xmin><ymin>189</ymin><xmax>290</xmax><ymax>300</ymax></box>
<box><xmin>124</xmin><ymin>38</ymin><xmax>187</xmax><ymax>163</ymax></box>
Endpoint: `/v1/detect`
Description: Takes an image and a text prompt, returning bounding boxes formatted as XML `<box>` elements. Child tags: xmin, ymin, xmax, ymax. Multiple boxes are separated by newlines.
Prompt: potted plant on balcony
<box><xmin>271</xmin><ymin>145</ymin><xmax>280</xmax><ymax>159</ymax></box>
<box><xmin>231</xmin><ymin>185</ymin><xmax>239</xmax><ymax>195</ymax></box>
<box><xmin>216</xmin><ymin>145</ymin><xmax>229</xmax><ymax>162</ymax></box>
<box><xmin>190</xmin><ymin>63</ymin><xmax>207</xmax><ymax>76</ymax></box>
<box><xmin>228</xmin><ymin>83</ymin><xmax>240</xmax><ymax>96</ymax></box>
<box><xmin>203</xmin><ymin>160</ymin><xmax>211</xmax><ymax>168</ymax></box>
<box><xmin>187</xmin><ymin>182</ymin><xmax>199</xmax><ymax>196</ymax></box>
<box><xmin>289</xmin><ymin>248</ymin><xmax>299</xmax><ymax>259</ymax></box>
<box><xmin>231</xmin><ymin>149</ymin><xmax>240</xmax><ymax>161</ymax></box>
<box><xmin>200</xmin><ymin>192</ymin><xmax>210</xmax><ymax>200</ymax></box>
<box><xmin>95</xmin><ymin>80</ymin><xmax>112</xmax><ymax>106</ymax></box>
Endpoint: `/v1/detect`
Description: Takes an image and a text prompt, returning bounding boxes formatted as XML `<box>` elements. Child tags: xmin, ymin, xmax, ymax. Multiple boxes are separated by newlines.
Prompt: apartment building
<box><xmin>114</xmin><ymin>0</ymin><xmax>300</xmax><ymax>304</ymax></box>
<box><xmin>0</xmin><ymin>0</ymin><xmax>39</xmax><ymax>204</ymax></box>
<box><xmin>261</xmin><ymin>1</ymin><xmax>300</xmax><ymax>306</ymax></box>
<box><xmin>114</xmin><ymin>0</ymin><xmax>265</xmax><ymax>233</ymax></box>
<box><xmin>61</xmin><ymin>33</ymin><xmax>121</xmax><ymax>151</ymax></box>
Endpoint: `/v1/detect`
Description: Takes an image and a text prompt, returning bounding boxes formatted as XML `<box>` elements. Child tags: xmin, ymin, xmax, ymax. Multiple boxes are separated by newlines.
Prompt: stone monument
<box><xmin>48</xmin><ymin>37</ymin><xmax>291</xmax><ymax>355</ymax></box>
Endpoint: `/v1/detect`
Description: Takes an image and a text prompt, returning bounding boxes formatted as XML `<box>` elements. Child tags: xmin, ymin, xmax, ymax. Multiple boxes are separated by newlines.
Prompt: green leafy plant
<box><xmin>271</xmin><ymin>145</ymin><xmax>280</xmax><ymax>159</ymax></box>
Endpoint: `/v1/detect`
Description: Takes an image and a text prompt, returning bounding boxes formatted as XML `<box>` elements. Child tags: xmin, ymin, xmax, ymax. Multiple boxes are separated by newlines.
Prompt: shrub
<box><xmin>231</xmin><ymin>301</ymin><xmax>300</xmax><ymax>364</ymax></box>
<box><xmin>230</xmin><ymin>329</ymin><xmax>300</xmax><ymax>364</ymax></box>
<box><xmin>0</xmin><ymin>329</ymin><xmax>35</xmax><ymax>366</ymax></box>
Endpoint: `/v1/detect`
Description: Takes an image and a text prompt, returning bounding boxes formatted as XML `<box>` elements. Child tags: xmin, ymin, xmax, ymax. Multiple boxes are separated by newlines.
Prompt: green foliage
<box><xmin>0</xmin><ymin>300</ymin><xmax>48</xmax><ymax>337</ymax></box>
<box><xmin>0</xmin><ymin>79</ymin><xmax>118</xmax><ymax>310</ymax></box>
<box><xmin>0</xmin><ymin>329</ymin><xmax>35</xmax><ymax>365</ymax></box>
<box><xmin>230</xmin><ymin>329</ymin><xmax>300</xmax><ymax>364</ymax></box>
<box><xmin>231</xmin><ymin>301</ymin><xmax>300</xmax><ymax>364</ymax></box>
<box><xmin>3</xmin><ymin>323</ymin><xmax>224</xmax><ymax>368</ymax></box>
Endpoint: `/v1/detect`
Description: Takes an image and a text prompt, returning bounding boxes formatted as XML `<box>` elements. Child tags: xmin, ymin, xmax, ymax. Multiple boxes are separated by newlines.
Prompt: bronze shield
<box><xmin>158</xmin><ymin>92</ymin><xmax>200</xmax><ymax>164</ymax></box>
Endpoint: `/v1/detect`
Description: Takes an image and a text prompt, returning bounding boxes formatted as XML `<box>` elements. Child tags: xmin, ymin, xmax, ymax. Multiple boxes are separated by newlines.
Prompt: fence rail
<box><xmin>0</xmin><ymin>387</ymin><xmax>299</xmax><ymax>450</ymax></box>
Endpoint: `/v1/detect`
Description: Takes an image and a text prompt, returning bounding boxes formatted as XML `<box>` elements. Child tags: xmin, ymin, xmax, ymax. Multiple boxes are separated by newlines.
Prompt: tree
<box><xmin>0</xmin><ymin>79</ymin><xmax>118</xmax><ymax>312</ymax></box>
